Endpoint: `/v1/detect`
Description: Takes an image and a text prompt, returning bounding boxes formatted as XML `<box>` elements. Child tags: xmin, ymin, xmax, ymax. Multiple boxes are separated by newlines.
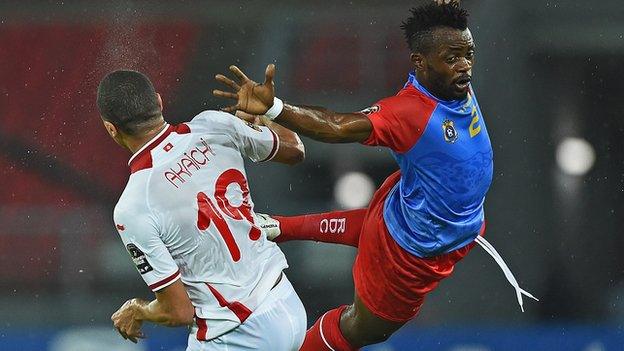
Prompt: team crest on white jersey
<box><xmin>442</xmin><ymin>120</ymin><xmax>458</xmax><ymax>143</ymax></box>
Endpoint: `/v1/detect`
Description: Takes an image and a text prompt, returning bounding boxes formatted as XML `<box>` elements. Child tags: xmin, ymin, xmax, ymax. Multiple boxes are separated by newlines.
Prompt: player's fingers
<box><xmin>212</xmin><ymin>89</ymin><xmax>238</xmax><ymax>100</ymax></box>
<box><xmin>221</xmin><ymin>105</ymin><xmax>238</xmax><ymax>113</ymax></box>
<box><xmin>215</xmin><ymin>74</ymin><xmax>241</xmax><ymax>91</ymax></box>
<box><xmin>235</xmin><ymin>110</ymin><xmax>257</xmax><ymax>122</ymax></box>
<box><xmin>132</xmin><ymin>331</ymin><xmax>146</xmax><ymax>339</ymax></box>
<box><xmin>229</xmin><ymin>65</ymin><xmax>249</xmax><ymax>82</ymax></box>
<box><xmin>127</xmin><ymin>330</ymin><xmax>145</xmax><ymax>342</ymax></box>
<box><xmin>116</xmin><ymin>327</ymin><xmax>127</xmax><ymax>339</ymax></box>
<box><xmin>264</xmin><ymin>64</ymin><xmax>275</xmax><ymax>86</ymax></box>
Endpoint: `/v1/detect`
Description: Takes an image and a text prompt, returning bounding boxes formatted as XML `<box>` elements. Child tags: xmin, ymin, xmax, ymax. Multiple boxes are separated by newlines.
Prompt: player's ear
<box><xmin>102</xmin><ymin>119</ymin><xmax>118</xmax><ymax>139</ymax></box>
<box><xmin>156</xmin><ymin>93</ymin><xmax>163</xmax><ymax>111</ymax></box>
<box><xmin>410</xmin><ymin>53</ymin><xmax>426</xmax><ymax>71</ymax></box>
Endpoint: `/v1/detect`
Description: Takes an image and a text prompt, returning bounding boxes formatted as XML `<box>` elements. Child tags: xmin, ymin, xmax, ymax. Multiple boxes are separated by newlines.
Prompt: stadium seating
<box><xmin>0</xmin><ymin>22</ymin><xmax>199</xmax><ymax>284</ymax></box>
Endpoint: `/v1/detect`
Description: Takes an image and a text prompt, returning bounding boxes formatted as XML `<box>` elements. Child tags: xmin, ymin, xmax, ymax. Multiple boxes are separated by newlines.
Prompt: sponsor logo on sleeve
<box><xmin>126</xmin><ymin>243</ymin><xmax>154</xmax><ymax>274</ymax></box>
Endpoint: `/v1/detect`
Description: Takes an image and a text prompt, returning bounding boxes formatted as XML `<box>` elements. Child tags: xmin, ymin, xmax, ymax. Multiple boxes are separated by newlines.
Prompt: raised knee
<box><xmin>339</xmin><ymin>305</ymin><xmax>395</xmax><ymax>346</ymax></box>
<box><xmin>349</xmin><ymin>332</ymin><xmax>392</xmax><ymax>347</ymax></box>
<box><xmin>363</xmin><ymin>331</ymin><xmax>392</xmax><ymax>344</ymax></box>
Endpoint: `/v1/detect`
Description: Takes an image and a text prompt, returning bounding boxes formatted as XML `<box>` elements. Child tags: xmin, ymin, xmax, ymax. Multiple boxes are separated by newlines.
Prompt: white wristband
<box><xmin>265</xmin><ymin>97</ymin><xmax>284</xmax><ymax>120</ymax></box>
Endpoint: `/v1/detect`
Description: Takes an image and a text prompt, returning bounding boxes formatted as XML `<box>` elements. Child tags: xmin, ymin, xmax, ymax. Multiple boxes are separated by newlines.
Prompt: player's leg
<box><xmin>299</xmin><ymin>239</ymin><xmax>478</xmax><ymax>351</ymax></box>
<box><xmin>271</xmin><ymin>274</ymin><xmax>308</xmax><ymax>350</ymax></box>
<box><xmin>299</xmin><ymin>168</ymin><xmax>479</xmax><ymax>350</ymax></box>
<box><xmin>256</xmin><ymin>171</ymin><xmax>402</xmax><ymax>248</ymax></box>
<box><xmin>238</xmin><ymin>274</ymin><xmax>307</xmax><ymax>350</ymax></box>
<box><xmin>340</xmin><ymin>292</ymin><xmax>406</xmax><ymax>347</ymax></box>
<box><xmin>299</xmin><ymin>291</ymin><xmax>406</xmax><ymax>351</ymax></box>
<box><xmin>298</xmin><ymin>226</ymin><xmax>418</xmax><ymax>351</ymax></box>
<box><xmin>257</xmin><ymin>208</ymin><xmax>367</xmax><ymax>248</ymax></box>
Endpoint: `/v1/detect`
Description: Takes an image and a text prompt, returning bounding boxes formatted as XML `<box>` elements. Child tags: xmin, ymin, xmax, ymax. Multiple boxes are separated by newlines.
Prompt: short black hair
<box><xmin>401</xmin><ymin>3</ymin><xmax>469</xmax><ymax>54</ymax></box>
<box><xmin>97</xmin><ymin>70</ymin><xmax>162</xmax><ymax>136</ymax></box>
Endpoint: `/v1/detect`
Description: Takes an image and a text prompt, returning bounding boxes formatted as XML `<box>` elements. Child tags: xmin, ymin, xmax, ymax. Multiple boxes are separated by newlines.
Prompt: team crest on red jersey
<box><xmin>360</xmin><ymin>105</ymin><xmax>380</xmax><ymax>115</ymax></box>
<box><xmin>442</xmin><ymin>120</ymin><xmax>458</xmax><ymax>143</ymax></box>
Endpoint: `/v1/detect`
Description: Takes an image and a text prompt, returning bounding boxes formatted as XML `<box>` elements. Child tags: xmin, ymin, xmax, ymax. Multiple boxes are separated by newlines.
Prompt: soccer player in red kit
<box><xmin>213</xmin><ymin>2</ymin><xmax>537</xmax><ymax>350</ymax></box>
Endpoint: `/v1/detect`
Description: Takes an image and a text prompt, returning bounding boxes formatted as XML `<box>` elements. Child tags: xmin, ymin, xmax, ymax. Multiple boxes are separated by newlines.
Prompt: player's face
<box><xmin>420</xmin><ymin>28</ymin><xmax>475</xmax><ymax>100</ymax></box>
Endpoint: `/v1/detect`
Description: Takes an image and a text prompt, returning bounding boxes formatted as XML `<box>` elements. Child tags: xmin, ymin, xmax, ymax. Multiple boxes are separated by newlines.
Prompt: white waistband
<box><xmin>474</xmin><ymin>235</ymin><xmax>539</xmax><ymax>312</ymax></box>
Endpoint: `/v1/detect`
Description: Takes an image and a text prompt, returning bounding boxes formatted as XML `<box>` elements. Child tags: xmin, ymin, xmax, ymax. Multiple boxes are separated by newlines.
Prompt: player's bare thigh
<box><xmin>339</xmin><ymin>291</ymin><xmax>406</xmax><ymax>348</ymax></box>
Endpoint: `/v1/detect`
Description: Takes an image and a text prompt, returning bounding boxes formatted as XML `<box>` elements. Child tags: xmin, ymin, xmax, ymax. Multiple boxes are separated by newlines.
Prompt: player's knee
<box><xmin>340</xmin><ymin>305</ymin><xmax>396</xmax><ymax>346</ymax></box>
<box><xmin>348</xmin><ymin>331</ymin><xmax>389</xmax><ymax>346</ymax></box>
<box><xmin>348</xmin><ymin>328</ymin><xmax>393</xmax><ymax>346</ymax></box>
<box><xmin>359</xmin><ymin>329</ymin><xmax>392</xmax><ymax>345</ymax></box>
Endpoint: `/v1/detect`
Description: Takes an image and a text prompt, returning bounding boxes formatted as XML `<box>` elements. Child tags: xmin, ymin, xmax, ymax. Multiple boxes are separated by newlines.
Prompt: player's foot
<box><xmin>254</xmin><ymin>213</ymin><xmax>281</xmax><ymax>241</ymax></box>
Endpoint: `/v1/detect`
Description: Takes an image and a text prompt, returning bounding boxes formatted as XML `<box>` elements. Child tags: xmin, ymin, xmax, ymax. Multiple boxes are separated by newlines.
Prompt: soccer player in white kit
<box><xmin>96</xmin><ymin>70</ymin><xmax>307</xmax><ymax>350</ymax></box>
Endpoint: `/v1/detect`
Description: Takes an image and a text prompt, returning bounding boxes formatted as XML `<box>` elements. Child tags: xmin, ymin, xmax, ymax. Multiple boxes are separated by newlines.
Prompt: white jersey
<box><xmin>113</xmin><ymin>110</ymin><xmax>287</xmax><ymax>341</ymax></box>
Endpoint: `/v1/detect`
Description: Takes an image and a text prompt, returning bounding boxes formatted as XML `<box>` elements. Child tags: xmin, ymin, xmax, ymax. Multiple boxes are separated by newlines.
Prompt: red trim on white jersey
<box><xmin>128</xmin><ymin>123</ymin><xmax>191</xmax><ymax>174</ymax></box>
<box><xmin>195</xmin><ymin>315</ymin><xmax>209</xmax><ymax>341</ymax></box>
<box><xmin>148</xmin><ymin>269</ymin><xmax>181</xmax><ymax>291</ymax></box>
<box><xmin>259</xmin><ymin>129</ymin><xmax>279</xmax><ymax>162</ymax></box>
<box><xmin>175</xmin><ymin>122</ymin><xmax>191</xmax><ymax>134</ymax></box>
<box><xmin>207</xmin><ymin>284</ymin><xmax>253</xmax><ymax>323</ymax></box>
<box><xmin>194</xmin><ymin>284</ymin><xmax>253</xmax><ymax>342</ymax></box>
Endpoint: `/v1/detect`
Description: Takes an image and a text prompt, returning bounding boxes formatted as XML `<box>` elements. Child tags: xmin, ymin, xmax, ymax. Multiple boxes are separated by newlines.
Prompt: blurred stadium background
<box><xmin>1</xmin><ymin>1</ymin><xmax>623</xmax><ymax>350</ymax></box>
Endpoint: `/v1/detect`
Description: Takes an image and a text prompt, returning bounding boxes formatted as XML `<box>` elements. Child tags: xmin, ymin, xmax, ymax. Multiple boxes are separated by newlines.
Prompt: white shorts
<box><xmin>186</xmin><ymin>274</ymin><xmax>307</xmax><ymax>351</ymax></box>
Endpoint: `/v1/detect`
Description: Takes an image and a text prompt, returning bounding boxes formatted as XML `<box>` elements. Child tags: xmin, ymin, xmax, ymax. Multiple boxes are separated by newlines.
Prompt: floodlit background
<box><xmin>1</xmin><ymin>1</ymin><xmax>623</xmax><ymax>350</ymax></box>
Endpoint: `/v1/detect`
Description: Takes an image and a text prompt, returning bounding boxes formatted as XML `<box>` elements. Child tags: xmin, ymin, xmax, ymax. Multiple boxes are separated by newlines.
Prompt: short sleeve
<box><xmin>229</xmin><ymin>117</ymin><xmax>279</xmax><ymax>162</ymax></box>
<box><xmin>190</xmin><ymin>111</ymin><xmax>278</xmax><ymax>162</ymax></box>
<box><xmin>114</xmin><ymin>207</ymin><xmax>180</xmax><ymax>292</ymax></box>
<box><xmin>361</xmin><ymin>95</ymin><xmax>437</xmax><ymax>153</ymax></box>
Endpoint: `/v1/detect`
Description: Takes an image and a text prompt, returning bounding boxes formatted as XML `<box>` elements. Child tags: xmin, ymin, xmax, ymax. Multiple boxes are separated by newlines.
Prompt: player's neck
<box><xmin>126</xmin><ymin>122</ymin><xmax>168</xmax><ymax>154</ymax></box>
<box><xmin>414</xmin><ymin>71</ymin><xmax>450</xmax><ymax>101</ymax></box>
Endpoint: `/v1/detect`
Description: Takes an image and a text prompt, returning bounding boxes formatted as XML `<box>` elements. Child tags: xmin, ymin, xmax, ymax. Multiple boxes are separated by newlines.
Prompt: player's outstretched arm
<box><xmin>214</xmin><ymin>64</ymin><xmax>373</xmax><ymax>144</ymax></box>
<box><xmin>112</xmin><ymin>279</ymin><xmax>194</xmax><ymax>342</ymax></box>
<box><xmin>260</xmin><ymin>115</ymin><xmax>305</xmax><ymax>164</ymax></box>
<box><xmin>235</xmin><ymin>111</ymin><xmax>305</xmax><ymax>165</ymax></box>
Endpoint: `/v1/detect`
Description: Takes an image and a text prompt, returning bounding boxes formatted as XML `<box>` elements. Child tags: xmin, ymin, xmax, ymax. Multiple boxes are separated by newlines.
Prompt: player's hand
<box><xmin>235</xmin><ymin>111</ymin><xmax>264</xmax><ymax>126</ymax></box>
<box><xmin>213</xmin><ymin>64</ymin><xmax>276</xmax><ymax>115</ymax></box>
<box><xmin>111</xmin><ymin>298</ymin><xmax>146</xmax><ymax>343</ymax></box>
